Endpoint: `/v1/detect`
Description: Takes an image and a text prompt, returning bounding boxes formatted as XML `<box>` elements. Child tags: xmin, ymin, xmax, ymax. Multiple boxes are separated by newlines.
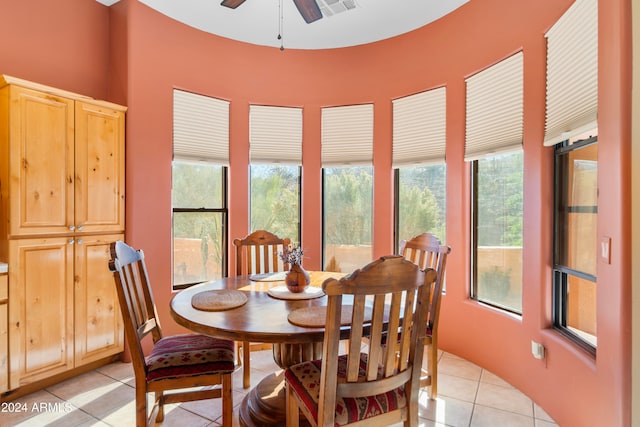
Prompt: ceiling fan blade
<box><xmin>293</xmin><ymin>0</ymin><xmax>322</xmax><ymax>23</ymax></box>
<box><xmin>220</xmin><ymin>0</ymin><xmax>247</xmax><ymax>9</ymax></box>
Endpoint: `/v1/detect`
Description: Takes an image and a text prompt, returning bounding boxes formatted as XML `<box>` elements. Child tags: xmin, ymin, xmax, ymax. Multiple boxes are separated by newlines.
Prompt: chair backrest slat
<box><xmin>129</xmin><ymin>264</ymin><xmax>147</xmax><ymax>328</ymax></box>
<box><xmin>346</xmin><ymin>294</ymin><xmax>366</xmax><ymax>382</ymax></box>
<box><xmin>317</xmin><ymin>255</ymin><xmax>437</xmax><ymax>426</ymax></box>
<box><xmin>398</xmin><ymin>289</ymin><xmax>417</xmax><ymax>372</ymax></box>
<box><xmin>138</xmin><ymin>318</ymin><xmax>158</xmax><ymax>337</ymax></box>
<box><xmin>383</xmin><ymin>292</ymin><xmax>402</xmax><ymax>376</ymax></box>
<box><xmin>366</xmin><ymin>295</ymin><xmax>386</xmax><ymax>381</ymax></box>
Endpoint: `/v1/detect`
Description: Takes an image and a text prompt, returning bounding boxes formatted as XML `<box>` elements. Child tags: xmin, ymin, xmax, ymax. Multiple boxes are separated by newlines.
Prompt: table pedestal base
<box><xmin>240</xmin><ymin>371</ymin><xmax>303</xmax><ymax>426</ymax></box>
<box><xmin>239</xmin><ymin>342</ymin><xmax>321</xmax><ymax>427</ymax></box>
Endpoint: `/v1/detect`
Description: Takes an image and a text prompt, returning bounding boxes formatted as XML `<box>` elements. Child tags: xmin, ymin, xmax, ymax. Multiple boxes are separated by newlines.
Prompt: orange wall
<box><xmin>0</xmin><ymin>0</ymin><xmax>632</xmax><ymax>425</ymax></box>
<box><xmin>0</xmin><ymin>0</ymin><xmax>110</xmax><ymax>99</ymax></box>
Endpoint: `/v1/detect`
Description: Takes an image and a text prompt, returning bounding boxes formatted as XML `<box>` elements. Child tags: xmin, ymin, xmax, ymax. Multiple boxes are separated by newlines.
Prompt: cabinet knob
<box><xmin>77</xmin><ymin>225</ymin><xmax>84</xmax><ymax>231</ymax></box>
<box><xmin>77</xmin><ymin>239</ymin><xmax>83</xmax><ymax>245</ymax></box>
<box><xmin>68</xmin><ymin>239</ymin><xmax>74</xmax><ymax>245</ymax></box>
<box><xmin>69</xmin><ymin>225</ymin><xmax>75</xmax><ymax>231</ymax></box>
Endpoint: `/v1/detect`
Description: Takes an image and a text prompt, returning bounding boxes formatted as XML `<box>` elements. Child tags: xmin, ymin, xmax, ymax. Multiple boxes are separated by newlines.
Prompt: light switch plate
<box><xmin>601</xmin><ymin>236</ymin><xmax>612</xmax><ymax>264</ymax></box>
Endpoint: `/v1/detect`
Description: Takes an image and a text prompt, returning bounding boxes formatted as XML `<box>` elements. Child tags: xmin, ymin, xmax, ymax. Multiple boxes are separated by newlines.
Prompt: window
<box><xmin>395</xmin><ymin>164</ymin><xmax>446</xmax><ymax>249</ymax></box>
<box><xmin>172</xmin><ymin>161</ymin><xmax>227</xmax><ymax>289</ymax></box>
<box><xmin>471</xmin><ymin>151</ymin><xmax>523</xmax><ymax>313</ymax></box>
<box><xmin>544</xmin><ymin>0</ymin><xmax>598</xmax><ymax>352</ymax></box>
<box><xmin>172</xmin><ymin>89</ymin><xmax>229</xmax><ymax>289</ymax></box>
<box><xmin>323</xmin><ymin>166</ymin><xmax>373</xmax><ymax>272</ymax></box>
<box><xmin>321</xmin><ymin>104</ymin><xmax>374</xmax><ymax>272</ymax></box>
<box><xmin>553</xmin><ymin>136</ymin><xmax>598</xmax><ymax>352</ymax></box>
<box><xmin>248</xmin><ymin>105</ymin><xmax>302</xmax><ymax>243</ymax></box>
<box><xmin>392</xmin><ymin>87</ymin><xmax>447</xmax><ymax>249</ymax></box>
<box><xmin>464</xmin><ymin>53</ymin><xmax>524</xmax><ymax>313</ymax></box>
<box><xmin>250</xmin><ymin>164</ymin><xmax>300</xmax><ymax>242</ymax></box>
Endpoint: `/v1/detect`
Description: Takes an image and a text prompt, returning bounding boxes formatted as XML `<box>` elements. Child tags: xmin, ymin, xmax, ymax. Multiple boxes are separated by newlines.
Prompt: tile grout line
<box><xmin>468</xmin><ymin>367</ymin><xmax>484</xmax><ymax>427</ymax></box>
<box><xmin>41</xmin><ymin>387</ymin><xmax>105</xmax><ymax>427</ymax></box>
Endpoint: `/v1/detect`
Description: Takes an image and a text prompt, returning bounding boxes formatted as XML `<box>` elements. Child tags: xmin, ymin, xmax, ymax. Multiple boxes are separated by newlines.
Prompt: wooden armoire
<box><xmin>0</xmin><ymin>75</ymin><xmax>126</xmax><ymax>395</ymax></box>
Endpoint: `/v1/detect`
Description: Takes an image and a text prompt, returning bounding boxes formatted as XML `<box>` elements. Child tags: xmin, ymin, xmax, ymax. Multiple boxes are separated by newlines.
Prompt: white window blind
<box><xmin>173</xmin><ymin>89</ymin><xmax>229</xmax><ymax>164</ymax></box>
<box><xmin>544</xmin><ymin>0</ymin><xmax>598</xmax><ymax>146</ymax></box>
<box><xmin>321</xmin><ymin>104</ymin><xmax>374</xmax><ymax>167</ymax></box>
<box><xmin>465</xmin><ymin>51</ymin><xmax>524</xmax><ymax>161</ymax></box>
<box><xmin>249</xmin><ymin>105</ymin><xmax>303</xmax><ymax>165</ymax></box>
<box><xmin>392</xmin><ymin>87</ymin><xmax>446</xmax><ymax>167</ymax></box>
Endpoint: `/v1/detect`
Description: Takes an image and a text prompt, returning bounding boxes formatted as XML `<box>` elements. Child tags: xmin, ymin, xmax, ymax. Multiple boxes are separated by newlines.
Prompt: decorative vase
<box><xmin>285</xmin><ymin>264</ymin><xmax>310</xmax><ymax>293</ymax></box>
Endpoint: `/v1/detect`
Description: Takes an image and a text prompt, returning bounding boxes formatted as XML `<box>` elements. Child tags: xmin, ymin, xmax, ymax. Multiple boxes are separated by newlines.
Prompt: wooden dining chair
<box><xmin>233</xmin><ymin>229</ymin><xmax>292</xmax><ymax>388</ymax></box>
<box><xmin>400</xmin><ymin>232</ymin><xmax>451</xmax><ymax>398</ymax></box>
<box><xmin>109</xmin><ymin>241</ymin><xmax>234</xmax><ymax>427</ymax></box>
<box><xmin>285</xmin><ymin>255</ymin><xmax>437</xmax><ymax>427</ymax></box>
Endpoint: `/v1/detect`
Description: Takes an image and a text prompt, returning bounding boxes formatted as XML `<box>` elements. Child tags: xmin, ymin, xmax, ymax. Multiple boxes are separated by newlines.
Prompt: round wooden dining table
<box><xmin>170</xmin><ymin>271</ymin><xmax>346</xmax><ymax>427</ymax></box>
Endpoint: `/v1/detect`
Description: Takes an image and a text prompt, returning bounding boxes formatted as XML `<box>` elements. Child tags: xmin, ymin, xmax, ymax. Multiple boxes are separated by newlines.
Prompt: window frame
<box><xmin>171</xmin><ymin>163</ymin><xmax>229</xmax><ymax>290</ymax></box>
<box><xmin>551</xmin><ymin>136</ymin><xmax>598</xmax><ymax>356</ymax></box>
<box><xmin>393</xmin><ymin>168</ymin><xmax>401</xmax><ymax>254</ymax></box>
<box><xmin>470</xmin><ymin>159</ymin><xmax>480</xmax><ymax>303</ymax></box>
<box><xmin>469</xmin><ymin>152</ymin><xmax>523</xmax><ymax>315</ymax></box>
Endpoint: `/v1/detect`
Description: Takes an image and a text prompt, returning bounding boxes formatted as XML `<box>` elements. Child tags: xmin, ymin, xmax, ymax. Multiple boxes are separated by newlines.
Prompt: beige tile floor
<box><xmin>1</xmin><ymin>349</ymin><xmax>558</xmax><ymax>427</ymax></box>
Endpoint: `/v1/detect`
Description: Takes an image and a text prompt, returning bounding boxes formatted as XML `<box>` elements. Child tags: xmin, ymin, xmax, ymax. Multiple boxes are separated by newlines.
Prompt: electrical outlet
<box><xmin>531</xmin><ymin>340</ymin><xmax>545</xmax><ymax>359</ymax></box>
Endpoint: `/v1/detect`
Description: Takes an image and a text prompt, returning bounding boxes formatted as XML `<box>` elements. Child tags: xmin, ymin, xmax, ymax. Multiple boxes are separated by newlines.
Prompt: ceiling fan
<box><xmin>221</xmin><ymin>0</ymin><xmax>323</xmax><ymax>24</ymax></box>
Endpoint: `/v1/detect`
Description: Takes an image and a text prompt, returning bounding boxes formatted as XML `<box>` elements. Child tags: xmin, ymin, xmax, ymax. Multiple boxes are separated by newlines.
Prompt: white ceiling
<box><xmin>97</xmin><ymin>0</ymin><xmax>469</xmax><ymax>50</ymax></box>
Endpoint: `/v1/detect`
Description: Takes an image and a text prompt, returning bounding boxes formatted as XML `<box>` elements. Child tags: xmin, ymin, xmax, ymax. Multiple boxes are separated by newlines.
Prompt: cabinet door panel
<box><xmin>8</xmin><ymin>239</ymin><xmax>74</xmax><ymax>387</ymax></box>
<box><xmin>75</xmin><ymin>102</ymin><xmax>125</xmax><ymax>234</ymax></box>
<box><xmin>74</xmin><ymin>234</ymin><xmax>124</xmax><ymax>365</ymax></box>
<box><xmin>0</xmin><ymin>302</ymin><xmax>7</xmax><ymax>392</ymax></box>
<box><xmin>9</xmin><ymin>86</ymin><xmax>74</xmax><ymax>236</ymax></box>
<box><xmin>0</xmin><ymin>274</ymin><xmax>7</xmax><ymax>392</ymax></box>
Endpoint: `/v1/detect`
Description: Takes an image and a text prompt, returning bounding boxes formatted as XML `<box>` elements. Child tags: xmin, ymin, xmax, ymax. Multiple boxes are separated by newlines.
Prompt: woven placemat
<box><xmin>267</xmin><ymin>285</ymin><xmax>325</xmax><ymax>300</ymax></box>
<box><xmin>191</xmin><ymin>289</ymin><xmax>248</xmax><ymax>311</ymax></box>
<box><xmin>287</xmin><ymin>305</ymin><xmax>373</xmax><ymax>328</ymax></box>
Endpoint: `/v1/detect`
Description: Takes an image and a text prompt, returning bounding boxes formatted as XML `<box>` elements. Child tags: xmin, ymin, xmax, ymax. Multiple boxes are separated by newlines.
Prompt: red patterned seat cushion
<box><xmin>284</xmin><ymin>353</ymin><xmax>407</xmax><ymax>426</ymax></box>
<box><xmin>146</xmin><ymin>334</ymin><xmax>235</xmax><ymax>382</ymax></box>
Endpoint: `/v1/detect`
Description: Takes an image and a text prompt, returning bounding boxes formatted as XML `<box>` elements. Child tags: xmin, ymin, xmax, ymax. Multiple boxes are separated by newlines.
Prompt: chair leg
<box><xmin>429</xmin><ymin>342</ymin><xmax>438</xmax><ymax>398</ymax></box>
<box><xmin>419</xmin><ymin>341</ymin><xmax>435</xmax><ymax>395</ymax></box>
<box><xmin>405</xmin><ymin>398</ymin><xmax>419</xmax><ymax>427</ymax></box>
<box><xmin>222</xmin><ymin>373</ymin><xmax>233</xmax><ymax>427</ymax></box>
<box><xmin>156</xmin><ymin>391</ymin><xmax>165</xmax><ymax>422</ymax></box>
<box><xmin>136</xmin><ymin>385</ymin><xmax>147</xmax><ymax>427</ymax></box>
<box><xmin>243</xmin><ymin>341</ymin><xmax>251</xmax><ymax>389</ymax></box>
<box><xmin>286</xmin><ymin>383</ymin><xmax>300</xmax><ymax>427</ymax></box>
